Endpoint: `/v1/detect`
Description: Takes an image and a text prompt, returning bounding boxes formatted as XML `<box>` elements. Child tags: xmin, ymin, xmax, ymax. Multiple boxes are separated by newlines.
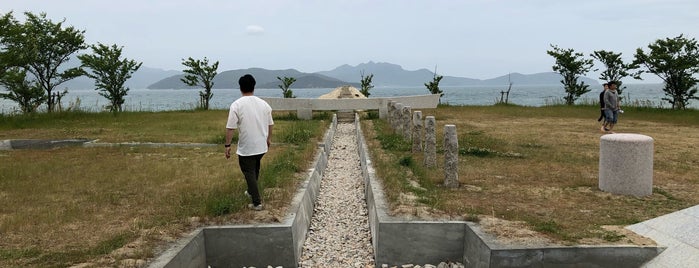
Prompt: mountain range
<box><xmin>62</xmin><ymin>61</ymin><xmax>599</xmax><ymax>90</ymax></box>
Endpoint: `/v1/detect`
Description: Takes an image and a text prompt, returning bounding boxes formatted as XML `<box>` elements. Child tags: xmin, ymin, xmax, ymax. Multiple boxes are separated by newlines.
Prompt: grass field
<box><xmin>1</xmin><ymin>105</ymin><xmax>697</xmax><ymax>266</ymax></box>
<box><xmin>0</xmin><ymin>110</ymin><xmax>330</xmax><ymax>267</ymax></box>
<box><xmin>363</xmin><ymin>104</ymin><xmax>699</xmax><ymax>244</ymax></box>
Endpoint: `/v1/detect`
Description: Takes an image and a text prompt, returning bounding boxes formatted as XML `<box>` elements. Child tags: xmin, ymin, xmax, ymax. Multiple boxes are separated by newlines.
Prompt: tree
<box><xmin>277</xmin><ymin>76</ymin><xmax>296</xmax><ymax>98</ymax></box>
<box><xmin>425</xmin><ymin>68</ymin><xmax>444</xmax><ymax>104</ymax></box>
<box><xmin>78</xmin><ymin>43</ymin><xmax>142</xmax><ymax>113</ymax></box>
<box><xmin>181</xmin><ymin>57</ymin><xmax>218</xmax><ymax>110</ymax></box>
<box><xmin>0</xmin><ymin>68</ymin><xmax>46</xmax><ymax>114</ymax></box>
<box><xmin>547</xmin><ymin>45</ymin><xmax>594</xmax><ymax>105</ymax></box>
<box><xmin>591</xmin><ymin>50</ymin><xmax>638</xmax><ymax>100</ymax></box>
<box><xmin>633</xmin><ymin>35</ymin><xmax>699</xmax><ymax>110</ymax></box>
<box><xmin>359</xmin><ymin>70</ymin><xmax>374</xmax><ymax>97</ymax></box>
<box><xmin>2</xmin><ymin>12</ymin><xmax>86</xmax><ymax>112</ymax></box>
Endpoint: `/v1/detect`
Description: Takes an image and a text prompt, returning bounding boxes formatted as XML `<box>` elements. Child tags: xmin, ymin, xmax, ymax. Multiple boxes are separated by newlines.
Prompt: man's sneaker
<box><xmin>244</xmin><ymin>191</ymin><xmax>251</xmax><ymax>198</ymax></box>
<box><xmin>248</xmin><ymin>203</ymin><xmax>263</xmax><ymax>211</ymax></box>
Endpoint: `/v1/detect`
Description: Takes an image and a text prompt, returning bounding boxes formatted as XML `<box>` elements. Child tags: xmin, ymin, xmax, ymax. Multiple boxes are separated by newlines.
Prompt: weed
<box><xmin>399</xmin><ymin>156</ymin><xmax>414</xmax><ymax>167</ymax></box>
<box><xmin>533</xmin><ymin>219</ymin><xmax>561</xmax><ymax>234</ymax></box>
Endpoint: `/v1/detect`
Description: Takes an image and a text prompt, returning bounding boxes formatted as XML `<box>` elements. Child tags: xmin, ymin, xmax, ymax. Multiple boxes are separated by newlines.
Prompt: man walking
<box><xmin>224</xmin><ymin>74</ymin><xmax>274</xmax><ymax>211</ymax></box>
<box><xmin>603</xmin><ymin>81</ymin><xmax>620</xmax><ymax>133</ymax></box>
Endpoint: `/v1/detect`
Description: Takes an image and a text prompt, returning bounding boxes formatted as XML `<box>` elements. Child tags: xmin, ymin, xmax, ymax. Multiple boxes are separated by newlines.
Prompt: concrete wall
<box><xmin>261</xmin><ymin>94</ymin><xmax>440</xmax><ymax>119</ymax></box>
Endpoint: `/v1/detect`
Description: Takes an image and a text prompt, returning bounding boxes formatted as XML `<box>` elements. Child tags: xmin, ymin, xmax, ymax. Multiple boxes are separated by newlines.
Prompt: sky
<box><xmin>2</xmin><ymin>0</ymin><xmax>698</xmax><ymax>83</ymax></box>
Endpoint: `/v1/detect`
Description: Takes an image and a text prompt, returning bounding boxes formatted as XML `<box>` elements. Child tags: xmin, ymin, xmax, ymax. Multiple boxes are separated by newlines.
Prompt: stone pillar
<box><xmin>444</xmin><ymin>124</ymin><xmax>459</xmax><ymax>188</ymax></box>
<box><xmin>380</xmin><ymin>99</ymin><xmax>391</xmax><ymax>120</ymax></box>
<box><xmin>297</xmin><ymin>108</ymin><xmax>312</xmax><ymax>120</ymax></box>
<box><xmin>394</xmin><ymin>103</ymin><xmax>404</xmax><ymax>134</ymax></box>
<box><xmin>599</xmin><ymin>133</ymin><xmax>654</xmax><ymax>197</ymax></box>
<box><xmin>412</xmin><ymin>111</ymin><xmax>423</xmax><ymax>153</ymax></box>
<box><xmin>424</xmin><ymin>116</ymin><xmax>436</xmax><ymax>167</ymax></box>
<box><xmin>387</xmin><ymin>100</ymin><xmax>395</xmax><ymax>126</ymax></box>
<box><xmin>402</xmin><ymin>106</ymin><xmax>412</xmax><ymax>141</ymax></box>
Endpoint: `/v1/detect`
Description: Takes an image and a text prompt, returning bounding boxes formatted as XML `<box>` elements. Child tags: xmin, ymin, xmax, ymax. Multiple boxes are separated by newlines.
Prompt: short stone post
<box><xmin>599</xmin><ymin>133</ymin><xmax>654</xmax><ymax>197</ymax></box>
<box><xmin>444</xmin><ymin>124</ymin><xmax>459</xmax><ymax>188</ymax></box>
<box><xmin>412</xmin><ymin>111</ymin><xmax>423</xmax><ymax>153</ymax></box>
<box><xmin>402</xmin><ymin>106</ymin><xmax>412</xmax><ymax>141</ymax></box>
<box><xmin>424</xmin><ymin>116</ymin><xmax>436</xmax><ymax>167</ymax></box>
<box><xmin>394</xmin><ymin>103</ymin><xmax>404</xmax><ymax>134</ymax></box>
<box><xmin>386</xmin><ymin>100</ymin><xmax>395</xmax><ymax>124</ymax></box>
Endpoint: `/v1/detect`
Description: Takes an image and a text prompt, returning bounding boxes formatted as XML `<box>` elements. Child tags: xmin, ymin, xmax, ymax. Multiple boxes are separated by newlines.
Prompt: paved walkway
<box><xmin>627</xmin><ymin>204</ymin><xmax>699</xmax><ymax>267</ymax></box>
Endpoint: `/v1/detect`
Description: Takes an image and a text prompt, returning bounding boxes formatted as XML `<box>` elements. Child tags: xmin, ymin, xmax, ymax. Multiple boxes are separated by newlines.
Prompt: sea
<box><xmin>1</xmin><ymin>83</ymin><xmax>695</xmax><ymax>114</ymax></box>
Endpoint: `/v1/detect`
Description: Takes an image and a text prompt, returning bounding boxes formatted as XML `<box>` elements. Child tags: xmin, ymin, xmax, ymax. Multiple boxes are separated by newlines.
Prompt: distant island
<box><xmin>61</xmin><ymin>61</ymin><xmax>599</xmax><ymax>90</ymax></box>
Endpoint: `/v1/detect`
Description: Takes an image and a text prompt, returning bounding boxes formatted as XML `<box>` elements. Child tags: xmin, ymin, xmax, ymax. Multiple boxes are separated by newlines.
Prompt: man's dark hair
<box><xmin>239</xmin><ymin>74</ymin><xmax>256</xmax><ymax>93</ymax></box>
<box><xmin>607</xmin><ymin>81</ymin><xmax>617</xmax><ymax>86</ymax></box>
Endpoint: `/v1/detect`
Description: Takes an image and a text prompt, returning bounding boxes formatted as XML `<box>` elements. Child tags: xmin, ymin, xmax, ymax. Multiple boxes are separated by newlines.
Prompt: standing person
<box><xmin>598</xmin><ymin>83</ymin><xmax>609</xmax><ymax>131</ymax></box>
<box><xmin>603</xmin><ymin>81</ymin><xmax>620</xmax><ymax>133</ymax></box>
<box><xmin>224</xmin><ymin>74</ymin><xmax>274</xmax><ymax>211</ymax></box>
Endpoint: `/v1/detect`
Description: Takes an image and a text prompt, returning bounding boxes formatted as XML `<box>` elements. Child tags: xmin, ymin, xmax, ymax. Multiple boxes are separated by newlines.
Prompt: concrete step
<box><xmin>337</xmin><ymin>111</ymin><xmax>355</xmax><ymax>123</ymax></box>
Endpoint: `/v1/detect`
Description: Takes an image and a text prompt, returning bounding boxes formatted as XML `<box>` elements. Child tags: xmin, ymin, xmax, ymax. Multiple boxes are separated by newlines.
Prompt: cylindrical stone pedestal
<box><xmin>599</xmin><ymin>133</ymin><xmax>654</xmax><ymax>197</ymax></box>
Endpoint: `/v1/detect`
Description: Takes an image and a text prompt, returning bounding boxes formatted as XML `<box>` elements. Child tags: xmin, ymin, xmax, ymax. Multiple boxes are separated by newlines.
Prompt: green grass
<box><xmin>365</xmin><ymin>104</ymin><xmax>699</xmax><ymax>244</ymax></box>
<box><xmin>0</xmin><ymin>109</ymin><xmax>328</xmax><ymax>267</ymax></box>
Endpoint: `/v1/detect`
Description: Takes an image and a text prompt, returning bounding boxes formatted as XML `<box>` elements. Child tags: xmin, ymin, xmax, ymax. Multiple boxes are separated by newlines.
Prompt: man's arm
<box><xmin>225</xmin><ymin>128</ymin><xmax>235</xmax><ymax>159</ymax></box>
<box><xmin>267</xmin><ymin>124</ymin><xmax>273</xmax><ymax>148</ymax></box>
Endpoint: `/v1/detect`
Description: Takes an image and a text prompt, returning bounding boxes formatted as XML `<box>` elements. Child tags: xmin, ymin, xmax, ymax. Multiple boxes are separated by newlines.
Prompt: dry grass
<box><xmin>363</xmin><ymin>104</ymin><xmax>699</xmax><ymax>244</ymax></box>
<box><xmin>0</xmin><ymin>110</ymin><xmax>328</xmax><ymax>267</ymax></box>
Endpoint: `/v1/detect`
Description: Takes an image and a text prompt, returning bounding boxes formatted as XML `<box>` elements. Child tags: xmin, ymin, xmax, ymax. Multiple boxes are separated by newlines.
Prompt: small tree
<box><xmin>547</xmin><ymin>45</ymin><xmax>594</xmax><ymax>105</ymax></box>
<box><xmin>633</xmin><ymin>35</ymin><xmax>699</xmax><ymax>110</ymax></box>
<box><xmin>591</xmin><ymin>50</ymin><xmax>638</xmax><ymax>100</ymax></box>
<box><xmin>277</xmin><ymin>76</ymin><xmax>296</xmax><ymax>98</ymax></box>
<box><xmin>425</xmin><ymin>69</ymin><xmax>444</xmax><ymax>104</ymax></box>
<box><xmin>79</xmin><ymin>43</ymin><xmax>142</xmax><ymax>112</ymax></box>
<box><xmin>0</xmin><ymin>68</ymin><xmax>46</xmax><ymax>114</ymax></box>
<box><xmin>181</xmin><ymin>57</ymin><xmax>218</xmax><ymax>110</ymax></box>
<box><xmin>3</xmin><ymin>12</ymin><xmax>87</xmax><ymax>112</ymax></box>
<box><xmin>359</xmin><ymin>70</ymin><xmax>374</xmax><ymax>97</ymax></box>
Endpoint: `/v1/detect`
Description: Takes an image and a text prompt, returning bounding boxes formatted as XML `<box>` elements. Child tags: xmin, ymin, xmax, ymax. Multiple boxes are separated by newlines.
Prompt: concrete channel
<box><xmin>146</xmin><ymin>113</ymin><xmax>663</xmax><ymax>267</ymax></box>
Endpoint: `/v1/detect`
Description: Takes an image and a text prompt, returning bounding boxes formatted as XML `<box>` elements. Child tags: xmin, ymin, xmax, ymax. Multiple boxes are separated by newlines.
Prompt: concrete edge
<box><xmin>355</xmin><ymin>116</ymin><xmax>665</xmax><ymax>267</ymax></box>
<box><xmin>148</xmin><ymin>114</ymin><xmax>338</xmax><ymax>268</ymax></box>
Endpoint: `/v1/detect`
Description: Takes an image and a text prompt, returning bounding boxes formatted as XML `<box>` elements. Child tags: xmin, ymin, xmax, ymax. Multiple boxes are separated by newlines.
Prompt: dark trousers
<box><xmin>238</xmin><ymin>153</ymin><xmax>264</xmax><ymax>205</ymax></box>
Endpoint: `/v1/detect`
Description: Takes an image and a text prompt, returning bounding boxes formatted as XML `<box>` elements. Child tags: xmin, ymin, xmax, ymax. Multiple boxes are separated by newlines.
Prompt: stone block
<box><xmin>599</xmin><ymin>133</ymin><xmax>653</xmax><ymax>197</ymax></box>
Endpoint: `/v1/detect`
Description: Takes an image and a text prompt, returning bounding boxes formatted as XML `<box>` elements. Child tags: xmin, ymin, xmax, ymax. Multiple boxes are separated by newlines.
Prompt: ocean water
<box><xmin>0</xmin><ymin>83</ymin><xmax>694</xmax><ymax>114</ymax></box>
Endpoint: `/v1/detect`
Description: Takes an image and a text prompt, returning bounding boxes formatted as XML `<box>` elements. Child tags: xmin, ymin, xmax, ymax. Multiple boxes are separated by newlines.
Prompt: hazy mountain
<box><xmin>316</xmin><ymin>61</ymin><xmax>481</xmax><ymax>87</ymax></box>
<box><xmin>317</xmin><ymin>61</ymin><xmax>599</xmax><ymax>87</ymax></box>
<box><xmin>147</xmin><ymin>68</ymin><xmax>359</xmax><ymax>89</ymax></box>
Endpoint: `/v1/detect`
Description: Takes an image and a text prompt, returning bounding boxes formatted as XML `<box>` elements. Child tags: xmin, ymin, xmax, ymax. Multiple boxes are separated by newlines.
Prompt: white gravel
<box><xmin>296</xmin><ymin>122</ymin><xmax>465</xmax><ymax>268</ymax></box>
<box><xmin>299</xmin><ymin>123</ymin><xmax>375</xmax><ymax>267</ymax></box>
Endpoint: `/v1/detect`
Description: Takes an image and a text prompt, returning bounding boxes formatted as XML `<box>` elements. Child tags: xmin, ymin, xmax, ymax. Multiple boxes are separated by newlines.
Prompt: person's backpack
<box><xmin>599</xmin><ymin>90</ymin><xmax>605</xmax><ymax>109</ymax></box>
<box><xmin>597</xmin><ymin>90</ymin><xmax>606</xmax><ymax>122</ymax></box>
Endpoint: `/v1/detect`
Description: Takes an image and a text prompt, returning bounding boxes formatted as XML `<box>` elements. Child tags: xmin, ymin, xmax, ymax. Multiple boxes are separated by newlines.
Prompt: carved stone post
<box><xmin>412</xmin><ymin>111</ymin><xmax>423</xmax><ymax>153</ymax></box>
<box><xmin>394</xmin><ymin>103</ymin><xmax>404</xmax><ymax>134</ymax></box>
<box><xmin>402</xmin><ymin>106</ymin><xmax>412</xmax><ymax>141</ymax></box>
<box><xmin>444</xmin><ymin>124</ymin><xmax>459</xmax><ymax>188</ymax></box>
<box><xmin>424</xmin><ymin>116</ymin><xmax>436</xmax><ymax>167</ymax></box>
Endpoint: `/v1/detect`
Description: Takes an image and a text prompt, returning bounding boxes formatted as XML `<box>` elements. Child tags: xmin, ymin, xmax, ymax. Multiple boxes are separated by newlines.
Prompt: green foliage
<box><xmin>591</xmin><ymin>50</ymin><xmax>638</xmax><ymax>99</ymax></box>
<box><xmin>277</xmin><ymin>76</ymin><xmax>297</xmax><ymax>98</ymax></box>
<box><xmin>425</xmin><ymin>71</ymin><xmax>444</xmax><ymax>103</ymax></box>
<box><xmin>360</xmin><ymin>70</ymin><xmax>374</xmax><ymax>97</ymax></box>
<box><xmin>634</xmin><ymin>35</ymin><xmax>699</xmax><ymax>110</ymax></box>
<box><xmin>0</xmin><ymin>68</ymin><xmax>46</xmax><ymax>113</ymax></box>
<box><xmin>78</xmin><ymin>43</ymin><xmax>142</xmax><ymax>113</ymax></box>
<box><xmin>399</xmin><ymin>155</ymin><xmax>414</xmax><ymax>167</ymax></box>
<box><xmin>0</xmin><ymin>11</ymin><xmax>86</xmax><ymax>112</ymax></box>
<box><xmin>181</xmin><ymin>57</ymin><xmax>219</xmax><ymax>110</ymax></box>
<box><xmin>547</xmin><ymin>44</ymin><xmax>594</xmax><ymax>105</ymax></box>
<box><xmin>533</xmin><ymin>219</ymin><xmax>561</xmax><ymax>234</ymax></box>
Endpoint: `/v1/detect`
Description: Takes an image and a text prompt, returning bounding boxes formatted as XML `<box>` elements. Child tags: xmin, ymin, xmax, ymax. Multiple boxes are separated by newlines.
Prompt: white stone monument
<box><xmin>599</xmin><ymin>133</ymin><xmax>654</xmax><ymax>197</ymax></box>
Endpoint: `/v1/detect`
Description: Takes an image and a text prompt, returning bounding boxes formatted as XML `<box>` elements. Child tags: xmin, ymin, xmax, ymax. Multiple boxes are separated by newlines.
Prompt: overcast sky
<box><xmin>2</xmin><ymin>0</ymin><xmax>698</xmax><ymax>83</ymax></box>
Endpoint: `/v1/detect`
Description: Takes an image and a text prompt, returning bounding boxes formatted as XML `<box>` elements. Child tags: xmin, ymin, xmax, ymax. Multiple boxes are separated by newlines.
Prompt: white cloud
<box><xmin>245</xmin><ymin>25</ymin><xmax>265</xmax><ymax>35</ymax></box>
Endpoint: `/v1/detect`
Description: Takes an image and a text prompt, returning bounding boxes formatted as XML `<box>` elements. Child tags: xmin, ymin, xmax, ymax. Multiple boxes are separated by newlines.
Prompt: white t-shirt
<box><xmin>226</xmin><ymin>96</ymin><xmax>274</xmax><ymax>156</ymax></box>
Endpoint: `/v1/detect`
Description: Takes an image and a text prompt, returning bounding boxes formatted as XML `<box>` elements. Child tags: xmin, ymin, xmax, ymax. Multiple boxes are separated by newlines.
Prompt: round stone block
<box><xmin>599</xmin><ymin>133</ymin><xmax>654</xmax><ymax>197</ymax></box>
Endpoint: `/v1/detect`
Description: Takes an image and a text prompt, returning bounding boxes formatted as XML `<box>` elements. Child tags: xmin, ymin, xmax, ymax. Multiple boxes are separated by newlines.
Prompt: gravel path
<box><xmin>299</xmin><ymin>123</ymin><xmax>375</xmax><ymax>267</ymax></box>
